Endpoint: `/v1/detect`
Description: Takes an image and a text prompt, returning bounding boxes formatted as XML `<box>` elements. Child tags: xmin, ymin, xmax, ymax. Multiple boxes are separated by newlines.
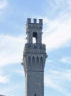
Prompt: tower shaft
<box><xmin>22</xmin><ymin>18</ymin><xmax>47</xmax><ymax>96</ymax></box>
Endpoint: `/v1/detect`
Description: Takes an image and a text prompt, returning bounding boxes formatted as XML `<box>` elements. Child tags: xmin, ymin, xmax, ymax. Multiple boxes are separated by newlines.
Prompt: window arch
<box><xmin>40</xmin><ymin>57</ymin><xmax>43</xmax><ymax>62</ymax></box>
<box><xmin>40</xmin><ymin>56</ymin><xmax>43</xmax><ymax>69</ymax></box>
<box><xmin>36</xmin><ymin>56</ymin><xmax>39</xmax><ymax>63</ymax></box>
<box><xmin>32</xmin><ymin>56</ymin><xmax>35</xmax><ymax>63</ymax></box>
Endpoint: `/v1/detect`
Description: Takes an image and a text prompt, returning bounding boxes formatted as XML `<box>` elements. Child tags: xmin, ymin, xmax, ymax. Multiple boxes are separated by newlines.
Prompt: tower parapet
<box><xmin>26</xmin><ymin>18</ymin><xmax>43</xmax><ymax>31</ymax></box>
<box><xmin>26</xmin><ymin>18</ymin><xmax>43</xmax><ymax>44</ymax></box>
<box><xmin>27</xmin><ymin>18</ymin><xmax>43</xmax><ymax>24</ymax></box>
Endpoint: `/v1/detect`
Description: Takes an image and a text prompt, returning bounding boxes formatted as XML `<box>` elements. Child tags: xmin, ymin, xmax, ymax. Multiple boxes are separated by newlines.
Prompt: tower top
<box><xmin>26</xmin><ymin>18</ymin><xmax>43</xmax><ymax>44</ymax></box>
<box><xmin>27</xmin><ymin>18</ymin><xmax>43</xmax><ymax>24</ymax></box>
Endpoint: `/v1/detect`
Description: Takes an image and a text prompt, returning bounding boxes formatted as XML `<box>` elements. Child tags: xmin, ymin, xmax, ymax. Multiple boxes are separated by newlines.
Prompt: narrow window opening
<box><xmin>40</xmin><ymin>57</ymin><xmax>43</xmax><ymax>69</ymax></box>
<box><xmin>33</xmin><ymin>32</ymin><xmax>37</xmax><ymax>43</ymax></box>
<box><xmin>36</xmin><ymin>56</ymin><xmax>39</xmax><ymax>63</ymax></box>
<box><xmin>40</xmin><ymin>57</ymin><xmax>43</xmax><ymax>63</ymax></box>
<box><xmin>32</xmin><ymin>56</ymin><xmax>35</xmax><ymax>63</ymax></box>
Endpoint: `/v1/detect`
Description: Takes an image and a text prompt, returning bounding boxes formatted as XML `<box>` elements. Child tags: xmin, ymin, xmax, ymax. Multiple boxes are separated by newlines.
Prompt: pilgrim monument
<box><xmin>22</xmin><ymin>18</ymin><xmax>47</xmax><ymax>96</ymax></box>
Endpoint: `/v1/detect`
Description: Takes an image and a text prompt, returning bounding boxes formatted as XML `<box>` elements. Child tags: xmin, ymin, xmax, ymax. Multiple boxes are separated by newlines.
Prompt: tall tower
<box><xmin>22</xmin><ymin>18</ymin><xmax>47</xmax><ymax>96</ymax></box>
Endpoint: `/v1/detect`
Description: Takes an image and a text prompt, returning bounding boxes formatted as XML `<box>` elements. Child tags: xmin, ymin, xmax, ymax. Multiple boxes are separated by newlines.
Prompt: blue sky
<box><xmin>0</xmin><ymin>0</ymin><xmax>71</xmax><ymax>96</ymax></box>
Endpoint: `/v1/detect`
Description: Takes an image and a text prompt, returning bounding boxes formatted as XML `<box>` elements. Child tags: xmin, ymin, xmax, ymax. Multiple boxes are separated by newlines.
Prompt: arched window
<box><xmin>40</xmin><ymin>57</ymin><xmax>43</xmax><ymax>62</ymax></box>
<box><xmin>36</xmin><ymin>56</ymin><xmax>39</xmax><ymax>63</ymax></box>
<box><xmin>40</xmin><ymin>57</ymin><xmax>43</xmax><ymax>69</ymax></box>
<box><xmin>32</xmin><ymin>56</ymin><xmax>35</xmax><ymax>63</ymax></box>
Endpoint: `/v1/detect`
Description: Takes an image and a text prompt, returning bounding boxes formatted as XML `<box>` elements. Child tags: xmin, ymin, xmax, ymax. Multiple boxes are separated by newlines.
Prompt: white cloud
<box><xmin>44</xmin><ymin>70</ymin><xmax>71</xmax><ymax>96</ymax></box>
<box><xmin>0</xmin><ymin>34</ymin><xmax>26</xmax><ymax>67</ymax></box>
<box><xmin>0</xmin><ymin>83</ymin><xmax>25</xmax><ymax>96</ymax></box>
<box><xmin>43</xmin><ymin>15</ymin><xmax>71</xmax><ymax>51</ymax></box>
<box><xmin>42</xmin><ymin>0</ymin><xmax>71</xmax><ymax>52</ymax></box>
<box><xmin>15</xmin><ymin>69</ymin><xmax>24</xmax><ymax>76</ymax></box>
<box><xmin>0</xmin><ymin>75</ymin><xmax>9</xmax><ymax>83</ymax></box>
<box><xmin>47</xmin><ymin>59</ymin><xmax>53</xmax><ymax>63</ymax></box>
<box><xmin>0</xmin><ymin>67</ymin><xmax>9</xmax><ymax>84</ymax></box>
<box><xmin>61</xmin><ymin>57</ymin><xmax>71</xmax><ymax>64</ymax></box>
<box><xmin>0</xmin><ymin>0</ymin><xmax>7</xmax><ymax>9</ymax></box>
<box><xmin>67</xmin><ymin>0</ymin><xmax>71</xmax><ymax>9</ymax></box>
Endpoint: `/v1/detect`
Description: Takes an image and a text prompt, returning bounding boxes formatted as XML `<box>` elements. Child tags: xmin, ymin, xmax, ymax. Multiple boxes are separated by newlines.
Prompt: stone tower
<box><xmin>22</xmin><ymin>18</ymin><xmax>47</xmax><ymax>96</ymax></box>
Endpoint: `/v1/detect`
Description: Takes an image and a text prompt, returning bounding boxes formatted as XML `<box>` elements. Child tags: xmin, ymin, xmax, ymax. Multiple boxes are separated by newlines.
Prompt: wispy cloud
<box><xmin>44</xmin><ymin>69</ymin><xmax>71</xmax><ymax>96</ymax></box>
<box><xmin>0</xmin><ymin>68</ymin><xmax>9</xmax><ymax>84</ymax></box>
<box><xmin>0</xmin><ymin>75</ymin><xmax>9</xmax><ymax>83</ymax></box>
<box><xmin>15</xmin><ymin>69</ymin><xmax>24</xmax><ymax>76</ymax></box>
<box><xmin>67</xmin><ymin>0</ymin><xmax>71</xmax><ymax>9</ymax></box>
<box><xmin>60</xmin><ymin>57</ymin><xmax>71</xmax><ymax>64</ymax></box>
<box><xmin>42</xmin><ymin>0</ymin><xmax>71</xmax><ymax>52</ymax></box>
<box><xmin>0</xmin><ymin>34</ymin><xmax>25</xmax><ymax>67</ymax></box>
<box><xmin>0</xmin><ymin>83</ymin><xmax>25</xmax><ymax>96</ymax></box>
<box><xmin>43</xmin><ymin>15</ymin><xmax>71</xmax><ymax>51</ymax></box>
<box><xmin>0</xmin><ymin>0</ymin><xmax>7</xmax><ymax>9</ymax></box>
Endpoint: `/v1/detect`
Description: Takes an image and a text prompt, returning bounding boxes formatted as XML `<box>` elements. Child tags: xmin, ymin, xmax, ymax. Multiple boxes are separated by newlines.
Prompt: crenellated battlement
<box><xmin>27</xmin><ymin>18</ymin><xmax>43</xmax><ymax>24</ymax></box>
<box><xmin>26</xmin><ymin>18</ymin><xmax>43</xmax><ymax>30</ymax></box>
